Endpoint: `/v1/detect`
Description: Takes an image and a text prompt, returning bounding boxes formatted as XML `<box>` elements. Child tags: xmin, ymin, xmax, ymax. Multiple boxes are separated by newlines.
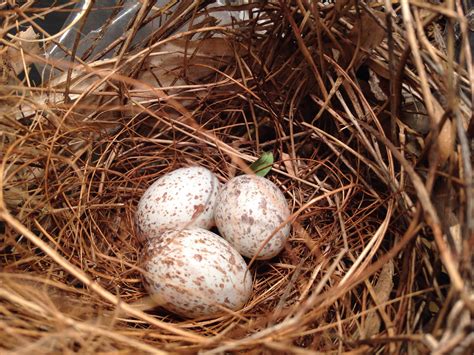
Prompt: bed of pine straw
<box><xmin>0</xmin><ymin>1</ymin><xmax>473</xmax><ymax>353</ymax></box>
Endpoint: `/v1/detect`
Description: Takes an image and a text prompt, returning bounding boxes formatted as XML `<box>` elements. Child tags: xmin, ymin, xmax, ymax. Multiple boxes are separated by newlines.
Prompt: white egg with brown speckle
<box><xmin>144</xmin><ymin>228</ymin><xmax>252</xmax><ymax>318</ymax></box>
<box><xmin>215</xmin><ymin>175</ymin><xmax>291</xmax><ymax>260</ymax></box>
<box><xmin>135</xmin><ymin>166</ymin><xmax>219</xmax><ymax>240</ymax></box>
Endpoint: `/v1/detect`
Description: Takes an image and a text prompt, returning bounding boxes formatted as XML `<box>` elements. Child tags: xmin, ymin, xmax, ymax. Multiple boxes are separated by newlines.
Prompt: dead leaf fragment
<box><xmin>139</xmin><ymin>38</ymin><xmax>237</xmax><ymax>93</ymax></box>
<box><xmin>2</xmin><ymin>27</ymin><xmax>40</xmax><ymax>78</ymax></box>
<box><xmin>346</xmin><ymin>10</ymin><xmax>386</xmax><ymax>69</ymax></box>
<box><xmin>361</xmin><ymin>259</ymin><xmax>394</xmax><ymax>338</ymax></box>
<box><xmin>368</xmin><ymin>68</ymin><xmax>388</xmax><ymax>101</ymax></box>
<box><xmin>281</xmin><ymin>152</ymin><xmax>297</xmax><ymax>178</ymax></box>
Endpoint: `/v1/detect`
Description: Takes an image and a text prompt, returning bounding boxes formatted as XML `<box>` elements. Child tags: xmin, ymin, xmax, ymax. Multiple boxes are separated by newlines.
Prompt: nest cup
<box><xmin>0</xmin><ymin>1</ymin><xmax>472</xmax><ymax>353</ymax></box>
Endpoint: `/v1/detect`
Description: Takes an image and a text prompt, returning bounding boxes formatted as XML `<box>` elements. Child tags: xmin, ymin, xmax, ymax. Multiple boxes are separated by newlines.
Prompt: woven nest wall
<box><xmin>1</xmin><ymin>1</ymin><xmax>473</xmax><ymax>353</ymax></box>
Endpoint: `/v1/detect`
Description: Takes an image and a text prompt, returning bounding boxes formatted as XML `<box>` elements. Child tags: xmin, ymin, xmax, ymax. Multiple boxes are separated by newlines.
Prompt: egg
<box><xmin>135</xmin><ymin>166</ymin><xmax>219</xmax><ymax>240</ymax></box>
<box><xmin>143</xmin><ymin>228</ymin><xmax>252</xmax><ymax>318</ymax></box>
<box><xmin>215</xmin><ymin>175</ymin><xmax>291</xmax><ymax>260</ymax></box>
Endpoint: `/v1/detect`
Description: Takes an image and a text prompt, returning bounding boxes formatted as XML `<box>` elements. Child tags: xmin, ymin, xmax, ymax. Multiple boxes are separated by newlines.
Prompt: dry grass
<box><xmin>0</xmin><ymin>0</ymin><xmax>472</xmax><ymax>353</ymax></box>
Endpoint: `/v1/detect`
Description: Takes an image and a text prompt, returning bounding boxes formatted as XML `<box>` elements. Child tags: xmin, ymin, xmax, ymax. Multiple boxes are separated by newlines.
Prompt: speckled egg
<box><xmin>215</xmin><ymin>175</ymin><xmax>291</xmax><ymax>260</ymax></box>
<box><xmin>135</xmin><ymin>166</ymin><xmax>219</xmax><ymax>240</ymax></box>
<box><xmin>144</xmin><ymin>228</ymin><xmax>253</xmax><ymax>318</ymax></box>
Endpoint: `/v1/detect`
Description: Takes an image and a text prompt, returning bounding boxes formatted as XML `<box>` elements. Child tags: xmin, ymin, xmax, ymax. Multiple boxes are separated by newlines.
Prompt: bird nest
<box><xmin>0</xmin><ymin>1</ymin><xmax>472</xmax><ymax>353</ymax></box>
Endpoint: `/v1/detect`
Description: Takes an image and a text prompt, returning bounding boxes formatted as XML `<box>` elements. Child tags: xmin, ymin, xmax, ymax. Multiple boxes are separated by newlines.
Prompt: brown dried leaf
<box><xmin>372</xmin><ymin>259</ymin><xmax>394</xmax><ymax>302</ymax></box>
<box><xmin>142</xmin><ymin>38</ymin><xmax>236</xmax><ymax>89</ymax></box>
<box><xmin>368</xmin><ymin>68</ymin><xmax>388</xmax><ymax>101</ymax></box>
<box><xmin>362</xmin><ymin>260</ymin><xmax>394</xmax><ymax>338</ymax></box>
<box><xmin>435</xmin><ymin>116</ymin><xmax>455</xmax><ymax>165</ymax></box>
<box><xmin>346</xmin><ymin>10</ymin><xmax>386</xmax><ymax>69</ymax></box>
<box><xmin>4</xmin><ymin>27</ymin><xmax>40</xmax><ymax>76</ymax></box>
<box><xmin>281</xmin><ymin>152</ymin><xmax>297</xmax><ymax>178</ymax></box>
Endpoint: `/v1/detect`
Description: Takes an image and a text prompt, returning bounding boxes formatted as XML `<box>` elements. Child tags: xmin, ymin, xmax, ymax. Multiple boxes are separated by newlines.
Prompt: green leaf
<box><xmin>249</xmin><ymin>152</ymin><xmax>274</xmax><ymax>177</ymax></box>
